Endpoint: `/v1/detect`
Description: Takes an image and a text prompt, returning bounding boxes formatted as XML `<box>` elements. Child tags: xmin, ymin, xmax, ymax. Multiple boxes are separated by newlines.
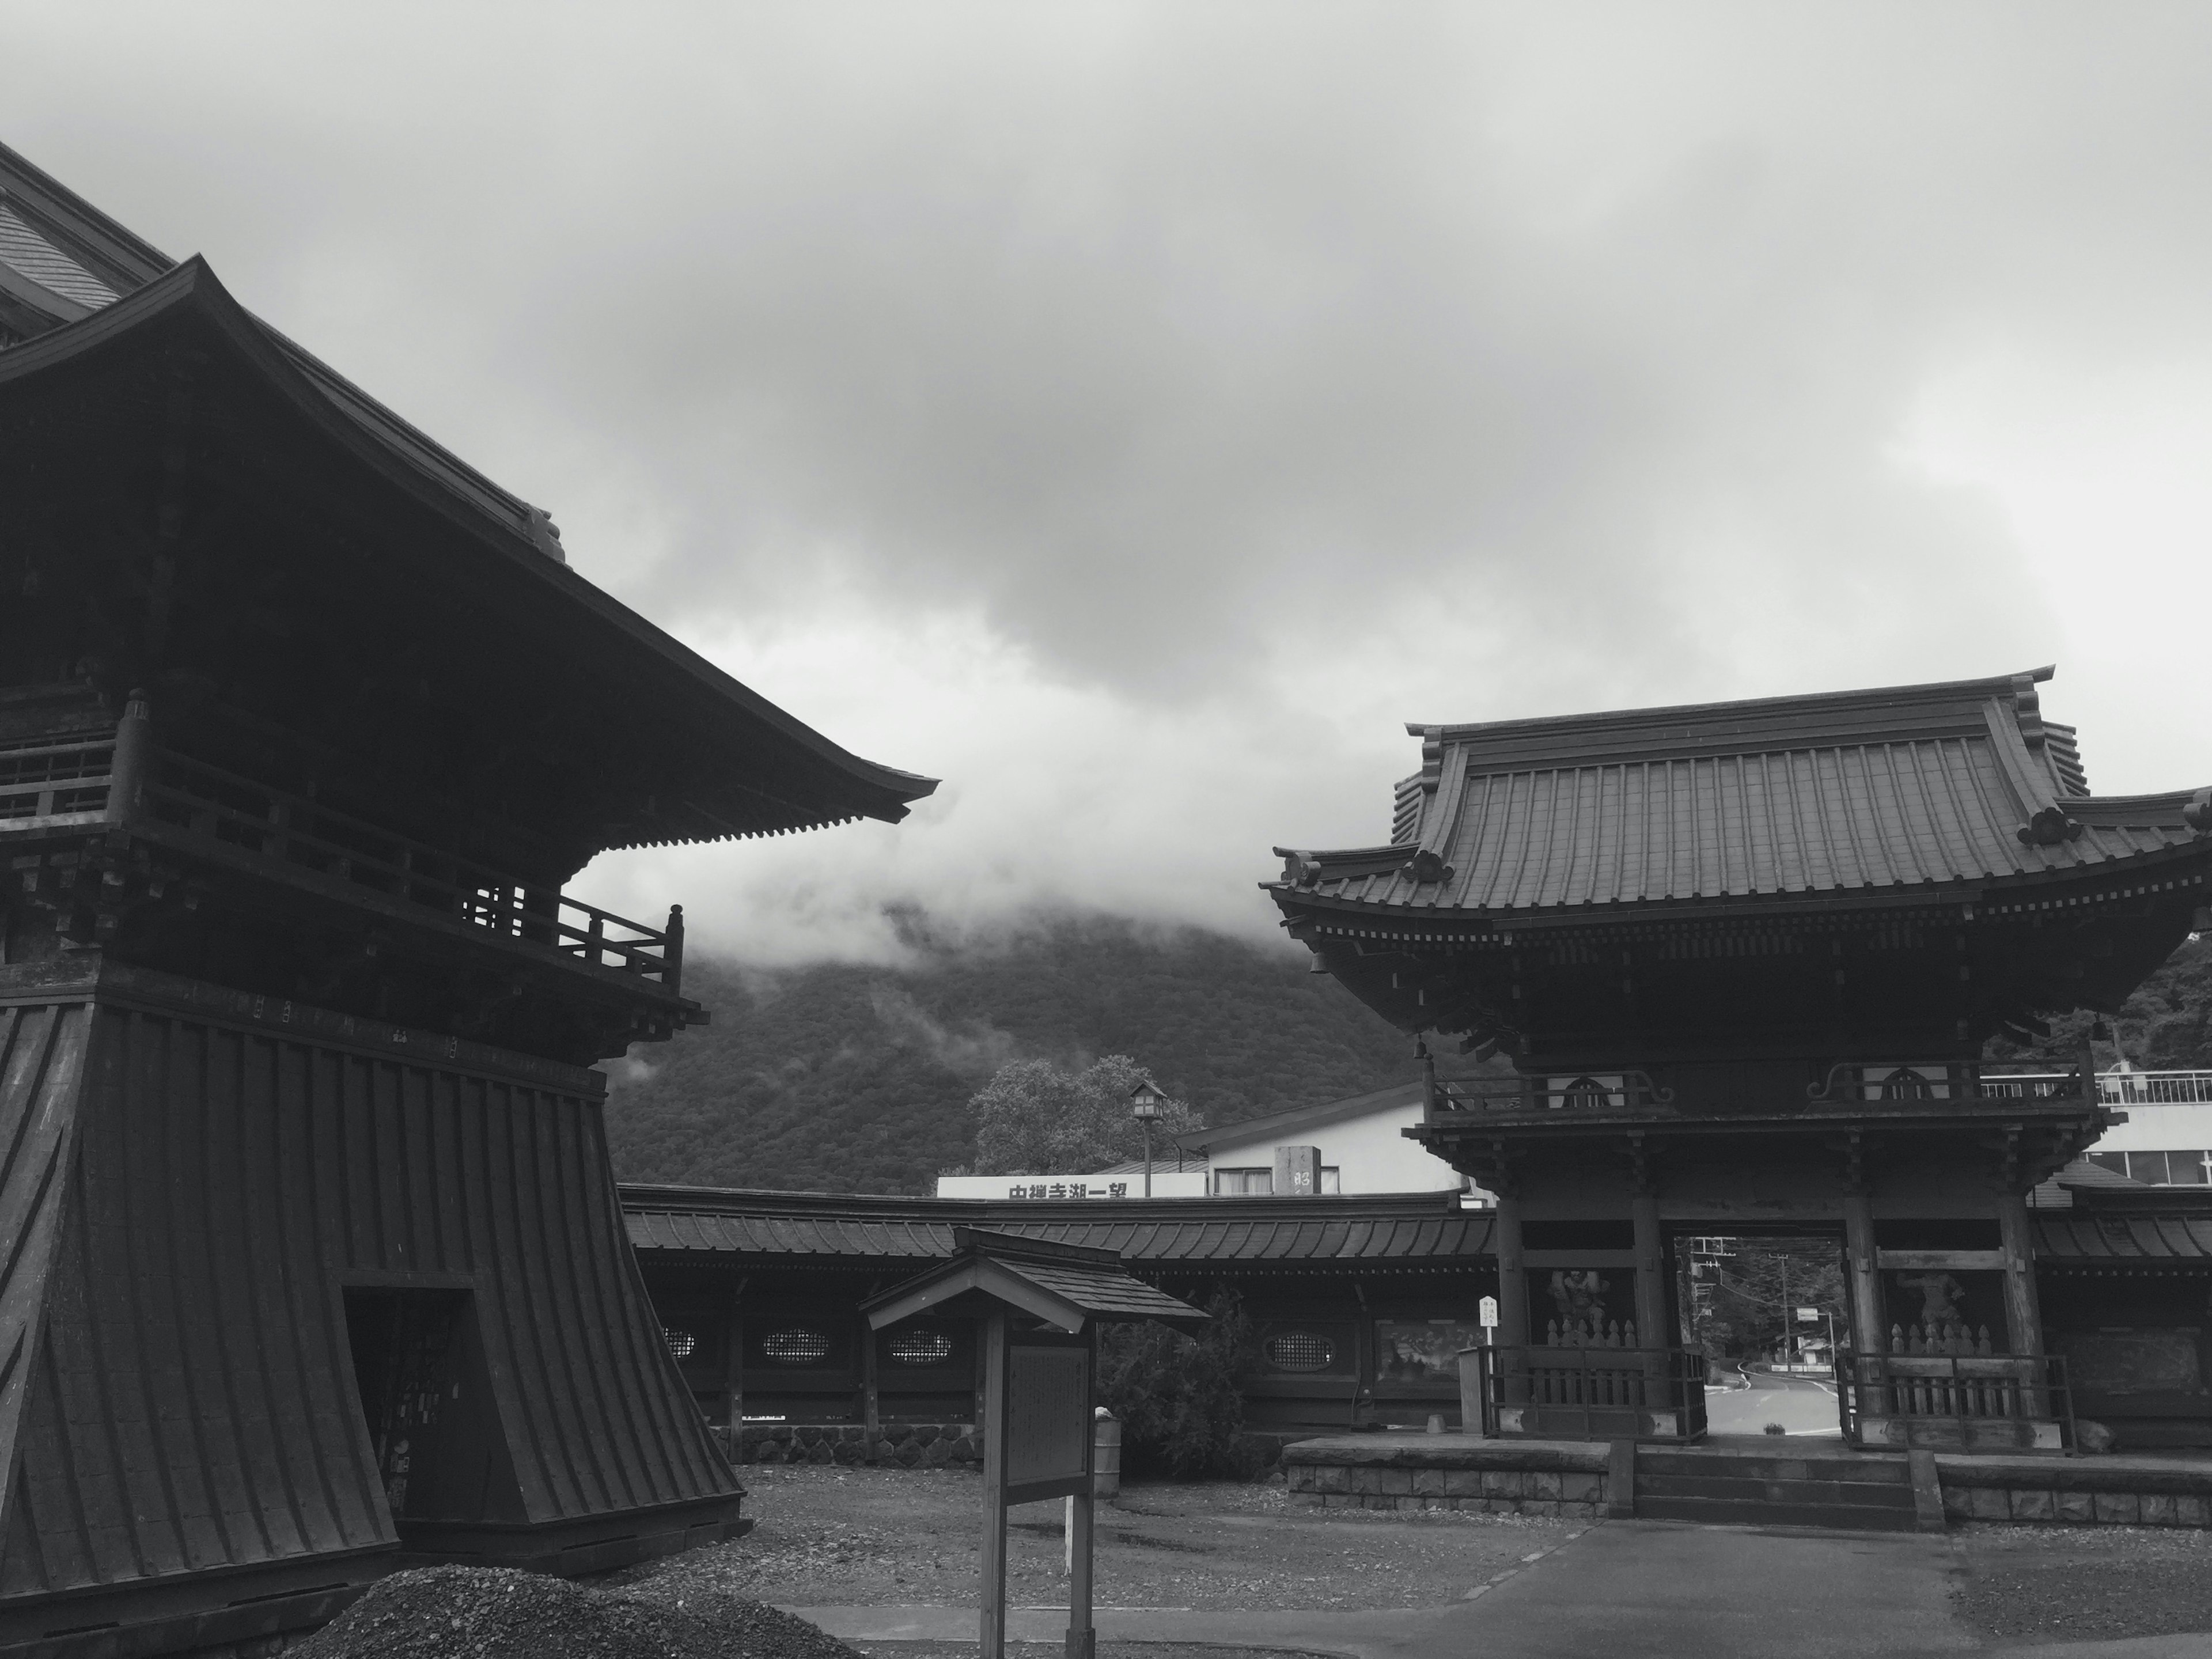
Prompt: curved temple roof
<box><xmin>0</xmin><ymin>139</ymin><xmax>935</xmax><ymax>849</ymax></box>
<box><xmin>621</xmin><ymin>1184</ymin><xmax>1493</xmax><ymax>1271</ymax></box>
<box><xmin>1272</xmin><ymin>668</ymin><xmax>2212</xmax><ymax>922</ymax></box>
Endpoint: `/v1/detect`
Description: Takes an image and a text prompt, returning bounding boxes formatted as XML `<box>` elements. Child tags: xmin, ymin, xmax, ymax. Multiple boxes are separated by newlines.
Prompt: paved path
<box><xmin>791</xmin><ymin>1520</ymin><xmax>2212</xmax><ymax>1658</ymax></box>
<box><xmin>1703</xmin><ymin>1366</ymin><xmax>1842</xmax><ymax>1437</ymax></box>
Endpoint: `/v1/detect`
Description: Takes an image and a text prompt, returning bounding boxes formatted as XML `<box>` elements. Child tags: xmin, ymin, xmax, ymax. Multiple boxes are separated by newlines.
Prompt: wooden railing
<box><xmin>0</xmin><ymin>728</ymin><xmax>116</xmax><ymax>824</ymax></box>
<box><xmin>1425</xmin><ymin>1070</ymin><xmax>1675</xmax><ymax>1120</ymax></box>
<box><xmin>1834</xmin><ymin>1350</ymin><xmax>2074</xmax><ymax>1445</ymax></box>
<box><xmin>0</xmin><ymin>713</ymin><xmax>682</xmax><ymax>994</ymax></box>
<box><xmin>1468</xmin><ymin>1343</ymin><xmax>1709</xmax><ymax>1441</ymax></box>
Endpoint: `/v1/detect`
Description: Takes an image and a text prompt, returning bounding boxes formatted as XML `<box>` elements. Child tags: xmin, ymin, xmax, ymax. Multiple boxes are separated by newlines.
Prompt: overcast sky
<box><xmin>9</xmin><ymin>5</ymin><xmax>2212</xmax><ymax>963</ymax></box>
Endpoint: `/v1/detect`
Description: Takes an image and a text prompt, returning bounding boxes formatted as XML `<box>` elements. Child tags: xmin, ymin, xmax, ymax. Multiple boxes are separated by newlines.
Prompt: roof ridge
<box><xmin>1406</xmin><ymin>667</ymin><xmax>2056</xmax><ymax>745</ymax></box>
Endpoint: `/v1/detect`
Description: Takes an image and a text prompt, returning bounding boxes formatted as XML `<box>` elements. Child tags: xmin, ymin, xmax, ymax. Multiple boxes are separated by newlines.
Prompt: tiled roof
<box><xmin>620</xmin><ymin>1185</ymin><xmax>1491</xmax><ymax>1267</ymax></box>
<box><xmin>2034</xmin><ymin>1211</ymin><xmax>2212</xmax><ymax>1262</ymax></box>
<box><xmin>1272</xmin><ymin>669</ymin><xmax>2212</xmax><ymax>920</ymax></box>
<box><xmin>0</xmin><ymin>200</ymin><xmax>118</xmax><ymax>310</ymax></box>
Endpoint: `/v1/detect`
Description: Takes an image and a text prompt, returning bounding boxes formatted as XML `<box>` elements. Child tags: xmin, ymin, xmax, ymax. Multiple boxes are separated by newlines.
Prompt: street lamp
<box><xmin>1129</xmin><ymin>1081</ymin><xmax>1168</xmax><ymax>1198</ymax></box>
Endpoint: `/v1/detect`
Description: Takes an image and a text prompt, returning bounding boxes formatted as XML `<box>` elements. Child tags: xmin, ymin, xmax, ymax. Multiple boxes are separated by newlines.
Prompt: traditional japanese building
<box><xmin>1269</xmin><ymin>669</ymin><xmax>2212</xmax><ymax>1449</ymax></box>
<box><xmin>620</xmin><ymin>1185</ymin><xmax>1494</xmax><ymax>1442</ymax></box>
<box><xmin>0</xmin><ymin>140</ymin><xmax>934</xmax><ymax>1655</ymax></box>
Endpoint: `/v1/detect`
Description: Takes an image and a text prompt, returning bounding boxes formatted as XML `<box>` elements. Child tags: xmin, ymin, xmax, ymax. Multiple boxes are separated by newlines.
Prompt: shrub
<box><xmin>1097</xmin><ymin>1285</ymin><xmax>1252</xmax><ymax>1479</ymax></box>
<box><xmin>1763</xmin><ymin>1422</ymin><xmax>1787</xmax><ymax>1436</ymax></box>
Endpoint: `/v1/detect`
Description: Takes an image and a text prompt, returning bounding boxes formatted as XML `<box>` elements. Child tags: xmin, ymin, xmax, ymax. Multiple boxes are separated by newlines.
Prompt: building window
<box><xmin>663</xmin><ymin>1327</ymin><xmax>697</xmax><ymax>1361</ymax></box>
<box><xmin>1215</xmin><ymin>1168</ymin><xmax>1272</xmax><ymax>1195</ymax></box>
<box><xmin>888</xmin><ymin>1329</ymin><xmax>956</xmax><ymax>1366</ymax></box>
<box><xmin>761</xmin><ymin>1327</ymin><xmax>833</xmax><ymax>1365</ymax></box>
<box><xmin>2114</xmin><ymin>1150</ymin><xmax>2212</xmax><ymax>1185</ymax></box>
<box><xmin>1264</xmin><ymin>1332</ymin><xmax>1335</xmax><ymax>1371</ymax></box>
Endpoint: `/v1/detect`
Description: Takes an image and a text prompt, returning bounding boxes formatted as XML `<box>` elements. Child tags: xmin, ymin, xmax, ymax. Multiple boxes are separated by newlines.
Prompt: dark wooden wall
<box><xmin>0</xmin><ymin>979</ymin><xmax>741</xmax><ymax>1622</ymax></box>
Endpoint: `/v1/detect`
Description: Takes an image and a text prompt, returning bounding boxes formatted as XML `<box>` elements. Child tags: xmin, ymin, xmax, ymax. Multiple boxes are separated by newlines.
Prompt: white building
<box><xmin>1176</xmin><ymin>1080</ymin><xmax>1474</xmax><ymax>1198</ymax></box>
<box><xmin>931</xmin><ymin>1077</ymin><xmax>1485</xmax><ymax>1202</ymax></box>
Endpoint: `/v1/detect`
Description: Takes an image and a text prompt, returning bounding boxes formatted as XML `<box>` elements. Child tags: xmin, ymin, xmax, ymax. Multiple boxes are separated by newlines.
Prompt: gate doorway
<box><xmin>1673</xmin><ymin>1231</ymin><xmax>1851</xmax><ymax>1439</ymax></box>
<box><xmin>342</xmin><ymin>1286</ymin><xmax>522</xmax><ymax>1528</ymax></box>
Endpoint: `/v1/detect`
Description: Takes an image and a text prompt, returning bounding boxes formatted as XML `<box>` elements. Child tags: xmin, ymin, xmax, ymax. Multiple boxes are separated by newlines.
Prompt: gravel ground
<box><xmin>293</xmin><ymin>1565</ymin><xmax>858</xmax><ymax>1659</ymax></box>
<box><xmin>612</xmin><ymin>1464</ymin><xmax>1575</xmax><ymax>1612</ymax></box>
<box><xmin>1953</xmin><ymin>1524</ymin><xmax>2212</xmax><ymax>1643</ymax></box>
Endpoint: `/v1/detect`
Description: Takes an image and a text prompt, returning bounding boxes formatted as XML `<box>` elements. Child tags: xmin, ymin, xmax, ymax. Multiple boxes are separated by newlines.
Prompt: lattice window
<box><xmin>762</xmin><ymin>1327</ymin><xmax>832</xmax><ymax>1365</ymax></box>
<box><xmin>664</xmin><ymin>1327</ymin><xmax>697</xmax><ymax>1360</ymax></box>
<box><xmin>1264</xmin><ymin>1332</ymin><xmax>1335</xmax><ymax>1372</ymax></box>
<box><xmin>889</xmin><ymin>1330</ymin><xmax>956</xmax><ymax>1366</ymax></box>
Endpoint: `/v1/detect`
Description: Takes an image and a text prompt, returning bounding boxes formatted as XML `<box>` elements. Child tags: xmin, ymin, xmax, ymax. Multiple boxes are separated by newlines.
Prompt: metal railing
<box><xmin>1469</xmin><ymin>1343</ymin><xmax>1708</xmax><ymax>1442</ymax></box>
<box><xmin>1834</xmin><ymin>1350</ymin><xmax>2074</xmax><ymax>1445</ymax></box>
<box><xmin>0</xmin><ymin>717</ymin><xmax>682</xmax><ymax>993</ymax></box>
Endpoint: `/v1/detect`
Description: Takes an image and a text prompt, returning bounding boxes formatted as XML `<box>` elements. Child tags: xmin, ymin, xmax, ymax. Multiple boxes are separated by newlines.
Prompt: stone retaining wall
<box><xmin>1935</xmin><ymin>1456</ymin><xmax>2212</xmax><ymax>1528</ymax></box>
<box><xmin>1283</xmin><ymin>1437</ymin><xmax>1612</xmax><ymax>1518</ymax></box>
<box><xmin>716</xmin><ymin>1422</ymin><xmax>982</xmax><ymax>1468</ymax></box>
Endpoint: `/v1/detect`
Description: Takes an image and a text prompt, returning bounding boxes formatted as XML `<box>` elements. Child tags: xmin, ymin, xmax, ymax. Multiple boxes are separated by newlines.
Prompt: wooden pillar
<box><xmin>1995</xmin><ymin>1190</ymin><xmax>2045</xmax><ymax>1359</ymax></box>
<box><xmin>1630</xmin><ymin>1188</ymin><xmax>1666</xmax><ymax>1349</ymax></box>
<box><xmin>1493</xmin><ymin>1194</ymin><xmax>1528</xmax><ymax>1348</ymax></box>
<box><xmin>979</xmin><ymin>1309</ymin><xmax>1010</xmax><ymax>1659</ymax></box>
<box><xmin>722</xmin><ymin>1301</ymin><xmax>745</xmax><ymax>1430</ymax></box>
<box><xmin>108</xmin><ymin>690</ymin><xmax>153</xmax><ymax>825</ymax></box>
<box><xmin>1067</xmin><ymin>1333</ymin><xmax>1096</xmax><ymax>1659</ymax></box>
<box><xmin>1842</xmin><ymin>1186</ymin><xmax>1883</xmax><ymax>1353</ymax></box>
<box><xmin>860</xmin><ymin>1316</ymin><xmax>882</xmax><ymax>1463</ymax></box>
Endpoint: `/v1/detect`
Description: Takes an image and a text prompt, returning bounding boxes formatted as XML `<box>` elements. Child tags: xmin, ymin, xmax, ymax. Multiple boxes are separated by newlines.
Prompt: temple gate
<box><xmin>1270</xmin><ymin>669</ymin><xmax>2212</xmax><ymax>1452</ymax></box>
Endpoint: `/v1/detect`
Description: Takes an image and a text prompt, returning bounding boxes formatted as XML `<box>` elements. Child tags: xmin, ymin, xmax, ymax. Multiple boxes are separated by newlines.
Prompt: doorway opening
<box><xmin>1673</xmin><ymin>1231</ymin><xmax>1850</xmax><ymax>1440</ymax></box>
<box><xmin>343</xmin><ymin>1287</ymin><xmax>466</xmax><ymax>1518</ymax></box>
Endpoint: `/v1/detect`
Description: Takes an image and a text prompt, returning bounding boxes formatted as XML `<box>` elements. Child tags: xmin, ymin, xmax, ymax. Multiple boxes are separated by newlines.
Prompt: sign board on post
<box><xmin>1003</xmin><ymin>1337</ymin><xmax>1093</xmax><ymax>1502</ymax></box>
<box><xmin>857</xmin><ymin>1228</ymin><xmax>1207</xmax><ymax>1659</ymax></box>
<box><xmin>1479</xmin><ymin>1295</ymin><xmax>1499</xmax><ymax>1330</ymax></box>
<box><xmin>1797</xmin><ymin>1307</ymin><xmax>1820</xmax><ymax>1323</ymax></box>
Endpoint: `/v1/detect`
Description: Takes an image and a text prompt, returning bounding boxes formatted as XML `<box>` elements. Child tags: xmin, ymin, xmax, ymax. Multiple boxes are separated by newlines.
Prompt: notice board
<box><xmin>1002</xmin><ymin>1339</ymin><xmax>1092</xmax><ymax>1502</ymax></box>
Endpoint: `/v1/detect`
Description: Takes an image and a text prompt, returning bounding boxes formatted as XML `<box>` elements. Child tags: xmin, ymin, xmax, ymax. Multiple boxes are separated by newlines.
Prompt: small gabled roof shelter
<box><xmin>861</xmin><ymin>1229</ymin><xmax>1209</xmax><ymax>1334</ymax></box>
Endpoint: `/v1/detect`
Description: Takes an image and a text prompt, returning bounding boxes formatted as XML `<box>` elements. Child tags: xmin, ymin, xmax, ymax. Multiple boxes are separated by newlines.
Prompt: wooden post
<box><xmin>108</xmin><ymin>690</ymin><xmax>153</xmax><ymax>825</ymax></box>
<box><xmin>1631</xmin><ymin>1184</ymin><xmax>1668</xmax><ymax>1415</ymax></box>
<box><xmin>861</xmin><ymin>1316</ymin><xmax>881</xmax><ymax>1463</ymax></box>
<box><xmin>664</xmin><ymin>903</ymin><xmax>685</xmax><ymax>995</ymax></box>
<box><xmin>979</xmin><ymin>1308</ymin><xmax>1010</xmax><ymax>1659</ymax></box>
<box><xmin>1842</xmin><ymin>1187</ymin><xmax>1884</xmax><ymax>1352</ymax></box>
<box><xmin>1493</xmin><ymin>1192</ymin><xmax>1528</xmax><ymax>1410</ymax></box>
<box><xmin>1493</xmin><ymin>1195</ymin><xmax>1528</xmax><ymax>1348</ymax></box>
<box><xmin>1630</xmin><ymin>1188</ymin><xmax>1666</xmax><ymax>1346</ymax></box>
<box><xmin>1995</xmin><ymin>1190</ymin><xmax>2044</xmax><ymax>1359</ymax></box>
<box><xmin>1066</xmin><ymin>1481</ymin><xmax>1095</xmax><ymax>1659</ymax></box>
<box><xmin>723</xmin><ymin>1298</ymin><xmax>745</xmax><ymax>1430</ymax></box>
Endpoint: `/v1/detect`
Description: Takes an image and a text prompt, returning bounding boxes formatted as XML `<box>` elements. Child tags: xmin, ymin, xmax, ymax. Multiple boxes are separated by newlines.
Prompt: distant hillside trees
<box><xmin>967</xmin><ymin>1055</ymin><xmax>1204</xmax><ymax>1175</ymax></box>
<box><xmin>600</xmin><ymin>914</ymin><xmax>1421</xmax><ymax>1194</ymax></box>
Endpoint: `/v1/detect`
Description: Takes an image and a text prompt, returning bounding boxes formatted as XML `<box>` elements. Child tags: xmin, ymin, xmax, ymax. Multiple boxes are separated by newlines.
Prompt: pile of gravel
<box><xmin>291</xmin><ymin>1565</ymin><xmax>857</xmax><ymax>1659</ymax></box>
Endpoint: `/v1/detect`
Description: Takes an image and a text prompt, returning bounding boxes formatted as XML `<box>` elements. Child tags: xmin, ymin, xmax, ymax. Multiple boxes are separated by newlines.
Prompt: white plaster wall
<box><xmin>1200</xmin><ymin>1100</ymin><xmax>1464</xmax><ymax>1194</ymax></box>
<box><xmin>2088</xmin><ymin>1101</ymin><xmax>2212</xmax><ymax>1155</ymax></box>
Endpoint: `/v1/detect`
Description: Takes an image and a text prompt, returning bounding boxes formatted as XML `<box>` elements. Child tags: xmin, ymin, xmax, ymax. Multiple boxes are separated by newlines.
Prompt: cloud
<box><xmin>8</xmin><ymin>4</ymin><xmax>2212</xmax><ymax>960</ymax></box>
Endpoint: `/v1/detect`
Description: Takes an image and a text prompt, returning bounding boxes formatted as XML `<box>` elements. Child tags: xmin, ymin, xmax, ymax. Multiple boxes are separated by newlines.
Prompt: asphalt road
<box><xmin>1703</xmin><ymin>1365</ymin><xmax>1843</xmax><ymax>1437</ymax></box>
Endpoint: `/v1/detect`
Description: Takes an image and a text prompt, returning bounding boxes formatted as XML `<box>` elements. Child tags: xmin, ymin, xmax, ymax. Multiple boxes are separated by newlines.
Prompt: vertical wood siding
<box><xmin>0</xmin><ymin>995</ymin><xmax>738</xmax><ymax>1601</ymax></box>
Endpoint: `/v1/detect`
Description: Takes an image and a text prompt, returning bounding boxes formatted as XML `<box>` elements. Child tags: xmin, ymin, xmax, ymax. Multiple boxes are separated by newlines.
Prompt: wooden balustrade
<box><xmin>1</xmin><ymin>722</ymin><xmax>682</xmax><ymax>993</ymax></box>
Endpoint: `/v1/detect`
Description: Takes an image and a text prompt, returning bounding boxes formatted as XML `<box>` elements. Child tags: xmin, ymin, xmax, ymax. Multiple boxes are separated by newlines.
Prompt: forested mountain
<box><xmin>601</xmin><ymin>915</ymin><xmax>1420</xmax><ymax>1194</ymax></box>
<box><xmin>602</xmin><ymin>918</ymin><xmax>2212</xmax><ymax>1197</ymax></box>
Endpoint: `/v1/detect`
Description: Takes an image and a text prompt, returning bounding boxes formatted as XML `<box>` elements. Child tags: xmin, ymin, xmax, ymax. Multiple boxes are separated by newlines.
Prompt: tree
<box><xmin>968</xmin><ymin>1055</ymin><xmax>1205</xmax><ymax>1174</ymax></box>
<box><xmin>1693</xmin><ymin>1240</ymin><xmax>1849</xmax><ymax>1360</ymax></box>
<box><xmin>1097</xmin><ymin>1286</ymin><xmax>1252</xmax><ymax>1479</ymax></box>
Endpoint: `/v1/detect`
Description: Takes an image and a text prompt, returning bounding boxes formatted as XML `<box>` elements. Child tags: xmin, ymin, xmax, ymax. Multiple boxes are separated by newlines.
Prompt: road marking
<box><xmin>1463</xmin><ymin>1524</ymin><xmax>1594</xmax><ymax>1600</ymax></box>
